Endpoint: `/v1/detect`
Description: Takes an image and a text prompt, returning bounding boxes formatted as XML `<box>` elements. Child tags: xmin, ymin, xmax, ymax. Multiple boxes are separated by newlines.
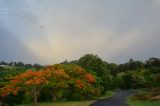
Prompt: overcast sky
<box><xmin>0</xmin><ymin>0</ymin><xmax>160</xmax><ymax>64</ymax></box>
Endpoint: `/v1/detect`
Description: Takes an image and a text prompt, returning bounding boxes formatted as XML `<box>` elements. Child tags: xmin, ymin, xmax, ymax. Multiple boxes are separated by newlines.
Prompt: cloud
<box><xmin>0</xmin><ymin>0</ymin><xmax>160</xmax><ymax>64</ymax></box>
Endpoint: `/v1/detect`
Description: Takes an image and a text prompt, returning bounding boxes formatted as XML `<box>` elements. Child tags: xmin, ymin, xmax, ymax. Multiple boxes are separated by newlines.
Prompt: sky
<box><xmin>0</xmin><ymin>0</ymin><xmax>160</xmax><ymax>64</ymax></box>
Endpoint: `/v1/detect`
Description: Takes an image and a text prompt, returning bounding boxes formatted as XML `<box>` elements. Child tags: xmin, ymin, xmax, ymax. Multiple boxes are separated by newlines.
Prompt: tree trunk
<box><xmin>0</xmin><ymin>98</ymin><xmax>3</xmax><ymax>106</ymax></box>
<box><xmin>33</xmin><ymin>96</ymin><xmax>38</xmax><ymax>106</ymax></box>
<box><xmin>51</xmin><ymin>89</ymin><xmax>57</xmax><ymax>102</ymax></box>
<box><xmin>52</xmin><ymin>94</ymin><xmax>57</xmax><ymax>102</ymax></box>
<box><xmin>0</xmin><ymin>101</ymin><xmax>2</xmax><ymax>106</ymax></box>
<box><xmin>31</xmin><ymin>87</ymin><xmax>43</xmax><ymax>106</ymax></box>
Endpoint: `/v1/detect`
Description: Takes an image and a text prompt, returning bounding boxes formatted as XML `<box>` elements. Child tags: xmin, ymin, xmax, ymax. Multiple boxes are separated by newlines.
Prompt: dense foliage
<box><xmin>0</xmin><ymin>64</ymin><xmax>102</xmax><ymax>106</ymax></box>
<box><xmin>0</xmin><ymin>54</ymin><xmax>160</xmax><ymax>105</ymax></box>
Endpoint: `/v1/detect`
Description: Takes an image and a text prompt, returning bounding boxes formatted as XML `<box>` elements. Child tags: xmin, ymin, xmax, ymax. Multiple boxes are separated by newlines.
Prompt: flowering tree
<box><xmin>50</xmin><ymin>64</ymin><xmax>102</xmax><ymax>100</ymax></box>
<box><xmin>0</xmin><ymin>64</ymin><xmax>102</xmax><ymax>105</ymax></box>
<box><xmin>0</xmin><ymin>83</ymin><xmax>19</xmax><ymax>106</ymax></box>
<box><xmin>1</xmin><ymin>67</ymin><xmax>69</xmax><ymax>104</ymax></box>
<box><xmin>0</xmin><ymin>84</ymin><xmax>19</xmax><ymax>97</ymax></box>
<box><xmin>72</xmin><ymin>65</ymin><xmax>101</xmax><ymax>97</ymax></box>
<box><xmin>45</xmin><ymin>66</ymin><xmax>69</xmax><ymax>101</ymax></box>
<box><xmin>10</xmin><ymin>70</ymin><xmax>50</xmax><ymax>106</ymax></box>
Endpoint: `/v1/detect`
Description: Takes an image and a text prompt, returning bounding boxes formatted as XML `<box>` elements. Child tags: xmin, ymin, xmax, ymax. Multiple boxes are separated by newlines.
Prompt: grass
<box><xmin>18</xmin><ymin>91</ymin><xmax>114</xmax><ymax>106</ymax></box>
<box><xmin>127</xmin><ymin>88</ymin><xmax>160</xmax><ymax>106</ymax></box>
<box><xmin>18</xmin><ymin>101</ymin><xmax>96</xmax><ymax>106</ymax></box>
<box><xmin>97</xmin><ymin>90</ymin><xmax>115</xmax><ymax>99</ymax></box>
<box><xmin>127</xmin><ymin>98</ymin><xmax>160</xmax><ymax>106</ymax></box>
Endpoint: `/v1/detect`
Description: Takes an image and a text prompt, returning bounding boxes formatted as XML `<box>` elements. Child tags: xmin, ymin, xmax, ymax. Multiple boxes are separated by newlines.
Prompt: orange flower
<box><xmin>76</xmin><ymin>80</ymin><xmax>85</xmax><ymax>89</ymax></box>
<box><xmin>12</xmin><ymin>91</ymin><xmax>17</xmax><ymax>96</ymax></box>
<box><xmin>85</xmin><ymin>73</ymin><xmax>96</xmax><ymax>83</ymax></box>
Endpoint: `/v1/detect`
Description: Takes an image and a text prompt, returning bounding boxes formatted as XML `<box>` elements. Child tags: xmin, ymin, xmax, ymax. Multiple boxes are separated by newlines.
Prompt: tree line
<box><xmin>0</xmin><ymin>61</ymin><xmax>43</xmax><ymax>69</ymax></box>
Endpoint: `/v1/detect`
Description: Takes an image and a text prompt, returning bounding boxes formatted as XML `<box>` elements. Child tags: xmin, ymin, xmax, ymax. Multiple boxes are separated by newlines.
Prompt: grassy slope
<box><xmin>128</xmin><ymin>98</ymin><xmax>160</xmax><ymax>106</ymax></box>
<box><xmin>127</xmin><ymin>88</ymin><xmax>160</xmax><ymax>106</ymax></box>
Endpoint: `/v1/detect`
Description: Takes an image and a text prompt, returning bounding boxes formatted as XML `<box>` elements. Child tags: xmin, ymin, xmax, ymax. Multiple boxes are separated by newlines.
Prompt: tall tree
<box><xmin>78</xmin><ymin>54</ymin><xmax>111</xmax><ymax>91</ymax></box>
<box><xmin>9</xmin><ymin>70</ymin><xmax>50</xmax><ymax>106</ymax></box>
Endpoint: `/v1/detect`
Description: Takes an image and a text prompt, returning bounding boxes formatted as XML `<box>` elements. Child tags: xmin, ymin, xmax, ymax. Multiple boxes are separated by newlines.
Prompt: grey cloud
<box><xmin>0</xmin><ymin>0</ymin><xmax>160</xmax><ymax>64</ymax></box>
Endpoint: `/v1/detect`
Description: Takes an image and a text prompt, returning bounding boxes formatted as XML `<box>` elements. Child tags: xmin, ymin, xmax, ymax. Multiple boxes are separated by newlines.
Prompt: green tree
<box><xmin>49</xmin><ymin>64</ymin><xmax>103</xmax><ymax>100</ymax></box>
<box><xmin>78</xmin><ymin>54</ymin><xmax>112</xmax><ymax>91</ymax></box>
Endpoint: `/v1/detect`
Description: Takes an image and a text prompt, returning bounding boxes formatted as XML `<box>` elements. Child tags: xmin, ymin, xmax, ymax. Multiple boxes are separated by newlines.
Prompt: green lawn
<box><xmin>127</xmin><ymin>88</ymin><xmax>160</xmax><ymax>106</ymax></box>
<box><xmin>18</xmin><ymin>91</ymin><xmax>114</xmax><ymax>106</ymax></box>
<box><xmin>97</xmin><ymin>91</ymin><xmax>115</xmax><ymax>99</ymax></box>
<box><xmin>127</xmin><ymin>98</ymin><xmax>160</xmax><ymax>106</ymax></box>
<box><xmin>18</xmin><ymin>101</ymin><xmax>95</xmax><ymax>106</ymax></box>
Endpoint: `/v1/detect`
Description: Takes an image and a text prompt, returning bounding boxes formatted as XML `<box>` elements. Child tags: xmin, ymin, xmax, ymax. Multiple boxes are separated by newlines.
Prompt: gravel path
<box><xmin>90</xmin><ymin>89</ymin><xmax>134</xmax><ymax>106</ymax></box>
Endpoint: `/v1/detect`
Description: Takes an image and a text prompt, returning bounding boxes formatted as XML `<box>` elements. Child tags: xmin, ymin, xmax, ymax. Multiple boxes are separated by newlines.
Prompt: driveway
<box><xmin>90</xmin><ymin>89</ymin><xmax>134</xmax><ymax>106</ymax></box>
